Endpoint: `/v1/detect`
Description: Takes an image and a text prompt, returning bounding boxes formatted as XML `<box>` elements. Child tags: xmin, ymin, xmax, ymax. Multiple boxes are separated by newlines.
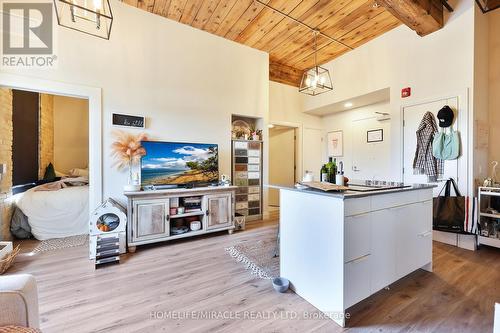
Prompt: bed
<box><xmin>12</xmin><ymin>178</ymin><xmax>89</xmax><ymax>240</ymax></box>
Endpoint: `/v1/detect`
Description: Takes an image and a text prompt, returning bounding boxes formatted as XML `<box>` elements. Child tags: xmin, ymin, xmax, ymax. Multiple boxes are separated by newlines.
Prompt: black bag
<box><xmin>433</xmin><ymin>178</ymin><xmax>465</xmax><ymax>233</ymax></box>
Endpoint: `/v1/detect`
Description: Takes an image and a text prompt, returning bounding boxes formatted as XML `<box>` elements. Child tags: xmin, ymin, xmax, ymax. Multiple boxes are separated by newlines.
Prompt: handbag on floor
<box><xmin>433</xmin><ymin>178</ymin><xmax>465</xmax><ymax>233</ymax></box>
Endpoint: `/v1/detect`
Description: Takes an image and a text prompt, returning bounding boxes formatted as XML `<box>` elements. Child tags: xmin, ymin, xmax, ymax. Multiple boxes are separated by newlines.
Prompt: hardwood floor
<box><xmin>8</xmin><ymin>217</ymin><xmax>500</xmax><ymax>333</ymax></box>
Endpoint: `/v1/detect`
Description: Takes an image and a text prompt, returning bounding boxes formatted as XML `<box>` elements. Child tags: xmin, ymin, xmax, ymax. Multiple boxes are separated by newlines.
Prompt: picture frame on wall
<box><xmin>327</xmin><ymin>131</ymin><xmax>343</xmax><ymax>157</ymax></box>
<box><xmin>367</xmin><ymin>129</ymin><xmax>383</xmax><ymax>143</ymax></box>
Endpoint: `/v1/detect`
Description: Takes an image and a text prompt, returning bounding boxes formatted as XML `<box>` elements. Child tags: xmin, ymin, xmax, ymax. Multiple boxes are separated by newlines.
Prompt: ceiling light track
<box><xmin>253</xmin><ymin>0</ymin><xmax>354</xmax><ymax>51</ymax></box>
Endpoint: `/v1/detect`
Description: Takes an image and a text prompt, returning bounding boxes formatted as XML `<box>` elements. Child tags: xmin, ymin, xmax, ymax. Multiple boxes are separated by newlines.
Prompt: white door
<box><xmin>403</xmin><ymin>97</ymin><xmax>459</xmax><ymax>196</ymax></box>
<box><xmin>302</xmin><ymin>128</ymin><xmax>324</xmax><ymax>181</ymax></box>
<box><xmin>269</xmin><ymin>126</ymin><xmax>295</xmax><ymax>207</ymax></box>
<box><xmin>351</xmin><ymin>118</ymin><xmax>391</xmax><ymax>181</ymax></box>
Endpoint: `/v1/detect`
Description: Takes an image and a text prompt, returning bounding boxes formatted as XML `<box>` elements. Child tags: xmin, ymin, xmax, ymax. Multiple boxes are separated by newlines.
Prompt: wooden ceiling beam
<box><xmin>269</xmin><ymin>61</ymin><xmax>303</xmax><ymax>87</ymax></box>
<box><xmin>376</xmin><ymin>0</ymin><xmax>443</xmax><ymax>36</ymax></box>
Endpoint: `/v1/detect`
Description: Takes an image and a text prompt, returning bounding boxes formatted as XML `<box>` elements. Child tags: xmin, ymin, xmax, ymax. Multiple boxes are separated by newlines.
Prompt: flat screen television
<box><xmin>141</xmin><ymin>141</ymin><xmax>219</xmax><ymax>187</ymax></box>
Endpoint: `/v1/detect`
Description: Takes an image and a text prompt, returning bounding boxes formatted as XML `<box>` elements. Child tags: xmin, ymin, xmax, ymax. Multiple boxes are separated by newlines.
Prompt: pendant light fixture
<box><xmin>299</xmin><ymin>30</ymin><xmax>333</xmax><ymax>96</ymax></box>
<box><xmin>54</xmin><ymin>0</ymin><xmax>113</xmax><ymax>39</ymax></box>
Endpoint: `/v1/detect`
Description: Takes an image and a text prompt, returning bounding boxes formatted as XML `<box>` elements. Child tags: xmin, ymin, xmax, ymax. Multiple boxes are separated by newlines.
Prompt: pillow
<box><xmin>55</xmin><ymin>170</ymin><xmax>68</xmax><ymax>178</ymax></box>
<box><xmin>43</xmin><ymin>163</ymin><xmax>56</xmax><ymax>182</ymax></box>
<box><xmin>69</xmin><ymin>168</ymin><xmax>89</xmax><ymax>177</ymax></box>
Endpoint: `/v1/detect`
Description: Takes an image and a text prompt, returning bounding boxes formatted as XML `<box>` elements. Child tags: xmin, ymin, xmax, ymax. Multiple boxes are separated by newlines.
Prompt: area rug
<box><xmin>225</xmin><ymin>238</ymin><xmax>279</xmax><ymax>280</ymax></box>
<box><xmin>32</xmin><ymin>234</ymin><xmax>88</xmax><ymax>253</ymax></box>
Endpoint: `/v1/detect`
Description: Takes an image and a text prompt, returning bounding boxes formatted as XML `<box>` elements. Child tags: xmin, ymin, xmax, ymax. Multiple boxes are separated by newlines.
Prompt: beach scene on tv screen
<box><xmin>141</xmin><ymin>142</ymin><xmax>219</xmax><ymax>185</ymax></box>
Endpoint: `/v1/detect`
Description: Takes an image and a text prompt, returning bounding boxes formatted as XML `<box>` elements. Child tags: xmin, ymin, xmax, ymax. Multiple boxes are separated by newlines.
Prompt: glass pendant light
<box><xmin>299</xmin><ymin>30</ymin><xmax>333</xmax><ymax>96</ymax></box>
<box><xmin>54</xmin><ymin>0</ymin><xmax>113</xmax><ymax>39</ymax></box>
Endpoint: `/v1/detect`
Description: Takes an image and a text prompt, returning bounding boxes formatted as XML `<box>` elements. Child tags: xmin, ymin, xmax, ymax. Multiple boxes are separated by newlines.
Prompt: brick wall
<box><xmin>0</xmin><ymin>88</ymin><xmax>13</xmax><ymax>241</ymax></box>
<box><xmin>39</xmin><ymin>94</ymin><xmax>54</xmax><ymax>179</ymax></box>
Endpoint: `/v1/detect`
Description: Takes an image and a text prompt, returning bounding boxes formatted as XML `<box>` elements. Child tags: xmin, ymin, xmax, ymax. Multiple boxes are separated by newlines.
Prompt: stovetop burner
<box><xmin>347</xmin><ymin>180</ymin><xmax>410</xmax><ymax>192</ymax></box>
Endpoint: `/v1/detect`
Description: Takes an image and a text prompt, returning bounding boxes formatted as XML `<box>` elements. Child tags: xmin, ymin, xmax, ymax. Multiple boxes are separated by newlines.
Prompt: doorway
<box><xmin>0</xmin><ymin>73</ymin><xmax>102</xmax><ymax>211</ymax></box>
<box><xmin>269</xmin><ymin>125</ymin><xmax>297</xmax><ymax>207</ymax></box>
<box><xmin>302</xmin><ymin>127</ymin><xmax>324</xmax><ymax>181</ymax></box>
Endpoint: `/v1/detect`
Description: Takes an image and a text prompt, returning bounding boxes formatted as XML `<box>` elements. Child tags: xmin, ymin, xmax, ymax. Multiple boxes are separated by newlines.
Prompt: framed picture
<box><xmin>367</xmin><ymin>129</ymin><xmax>383</xmax><ymax>143</ymax></box>
<box><xmin>327</xmin><ymin>131</ymin><xmax>343</xmax><ymax>157</ymax></box>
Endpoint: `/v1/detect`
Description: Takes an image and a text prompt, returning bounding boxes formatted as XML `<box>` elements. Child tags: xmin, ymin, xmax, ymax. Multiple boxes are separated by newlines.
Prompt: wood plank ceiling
<box><xmin>123</xmin><ymin>0</ymin><xmax>403</xmax><ymax>87</ymax></box>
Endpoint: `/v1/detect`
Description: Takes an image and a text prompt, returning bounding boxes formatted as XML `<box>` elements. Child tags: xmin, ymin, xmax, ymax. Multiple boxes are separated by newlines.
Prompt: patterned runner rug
<box><xmin>32</xmin><ymin>234</ymin><xmax>88</xmax><ymax>253</ymax></box>
<box><xmin>225</xmin><ymin>238</ymin><xmax>279</xmax><ymax>280</ymax></box>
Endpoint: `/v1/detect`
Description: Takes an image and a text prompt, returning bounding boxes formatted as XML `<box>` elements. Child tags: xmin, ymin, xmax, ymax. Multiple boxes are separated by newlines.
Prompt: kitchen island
<box><xmin>271</xmin><ymin>183</ymin><xmax>435</xmax><ymax>327</ymax></box>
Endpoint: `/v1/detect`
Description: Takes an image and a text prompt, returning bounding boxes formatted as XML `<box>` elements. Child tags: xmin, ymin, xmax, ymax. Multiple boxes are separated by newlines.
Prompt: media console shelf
<box><xmin>478</xmin><ymin>187</ymin><xmax>500</xmax><ymax>249</ymax></box>
<box><xmin>124</xmin><ymin>186</ymin><xmax>237</xmax><ymax>252</ymax></box>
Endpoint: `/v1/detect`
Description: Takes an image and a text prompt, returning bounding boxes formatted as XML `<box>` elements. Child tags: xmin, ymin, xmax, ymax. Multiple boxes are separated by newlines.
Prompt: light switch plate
<box><xmin>0</xmin><ymin>164</ymin><xmax>6</xmax><ymax>174</ymax></box>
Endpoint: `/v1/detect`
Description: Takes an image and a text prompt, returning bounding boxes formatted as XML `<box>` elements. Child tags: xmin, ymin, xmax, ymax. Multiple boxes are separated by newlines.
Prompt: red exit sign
<box><xmin>401</xmin><ymin>87</ymin><xmax>411</xmax><ymax>98</ymax></box>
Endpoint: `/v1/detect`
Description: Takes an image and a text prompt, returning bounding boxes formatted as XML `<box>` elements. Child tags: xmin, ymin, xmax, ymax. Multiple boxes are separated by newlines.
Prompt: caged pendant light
<box><xmin>299</xmin><ymin>30</ymin><xmax>333</xmax><ymax>96</ymax></box>
<box><xmin>53</xmin><ymin>0</ymin><xmax>113</xmax><ymax>39</ymax></box>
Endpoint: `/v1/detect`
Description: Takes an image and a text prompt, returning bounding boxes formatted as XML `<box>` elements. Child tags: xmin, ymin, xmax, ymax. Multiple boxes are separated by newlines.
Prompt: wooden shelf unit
<box><xmin>477</xmin><ymin>187</ymin><xmax>500</xmax><ymax>249</ymax></box>
<box><xmin>232</xmin><ymin>139</ymin><xmax>263</xmax><ymax>221</ymax></box>
<box><xmin>124</xmin><ymin>186</ymin><xmax>236</xmax><ymax>252</ymax></box>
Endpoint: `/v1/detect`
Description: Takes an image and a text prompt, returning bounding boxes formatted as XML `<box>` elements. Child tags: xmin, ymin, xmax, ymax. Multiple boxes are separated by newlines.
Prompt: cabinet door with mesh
<box><xmin>206</xmin><ymin>193</ymin><xmax>232</xmax><ymax>230</ymax></box>
<box><xmin>133</xmin><ymin>199</ymin><xmax>169</xmax><ymax>241</ymax></box>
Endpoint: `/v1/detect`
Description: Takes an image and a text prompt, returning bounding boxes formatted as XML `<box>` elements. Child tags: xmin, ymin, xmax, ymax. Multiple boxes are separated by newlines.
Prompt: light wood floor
<box><xmin>9</xmin><ymin>216</ymin><xmax>500</xmax><ymax>333</ymax></box>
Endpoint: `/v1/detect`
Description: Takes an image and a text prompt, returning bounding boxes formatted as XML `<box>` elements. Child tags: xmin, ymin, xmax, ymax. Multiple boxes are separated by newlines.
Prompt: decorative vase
<box><xmin>123</xmin><ymin>165</ymin><xmax>141</xmax><ymax>192</ymax></box>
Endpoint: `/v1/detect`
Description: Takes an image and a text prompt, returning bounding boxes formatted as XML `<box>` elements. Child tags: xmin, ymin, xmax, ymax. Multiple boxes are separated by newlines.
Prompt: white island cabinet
<box><xmin>277</xmin><ymin>185</ymin><xmax>434</xmax><ymax>327</ymax></box>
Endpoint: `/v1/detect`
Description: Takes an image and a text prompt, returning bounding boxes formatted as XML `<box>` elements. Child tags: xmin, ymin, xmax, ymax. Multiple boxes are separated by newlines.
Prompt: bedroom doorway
<box><xmin>1</xmin><ymin>86</ymin><xmax>92</xmax><ymax>240</ymax></box>
<box><xmin>268</xmin><ymin>124</ymin><xmax>297</xmax><ymax>208</ymax></box>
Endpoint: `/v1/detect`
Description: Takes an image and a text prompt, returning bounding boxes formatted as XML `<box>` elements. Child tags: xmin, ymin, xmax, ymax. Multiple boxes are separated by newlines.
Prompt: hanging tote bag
<box><xmin>433</xmin><ymin>178</ymin><xmax>465</xmax><ymax>233</ymax></box>
<box><xmin>432</xmin><ymin>128</ymin><xmax>460</xmax><ymax>160</ymax></box>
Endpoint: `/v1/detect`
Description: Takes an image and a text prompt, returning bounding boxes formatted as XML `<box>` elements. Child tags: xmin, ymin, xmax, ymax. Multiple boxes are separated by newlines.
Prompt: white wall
<box><xmin>473</xmin><ymin>4</ymin><xmax>490</xmax><ymax>183</ymax></box>
<box><xmin>53</xmin><ymin>95</ymin><xmax>89</xmax><ymax>174</ymax></box>
<box><xmin>302</xmin><ymin>0</ymin><xmax>476</xmax><ymax>194</ymax></box>
<box><xmin>322</xmin><ymin>102</ymin><xmax>392</xmax><ymax>181</ymax></box>
<box><xmin>0</xmin><ymin>0</ymin><xmax>268</xmax><ymax>206</ymax></box>
<box><xmin>489</xmin><ymin>10</ymin><xmax>500</xmax><ymax>166</ymax></box>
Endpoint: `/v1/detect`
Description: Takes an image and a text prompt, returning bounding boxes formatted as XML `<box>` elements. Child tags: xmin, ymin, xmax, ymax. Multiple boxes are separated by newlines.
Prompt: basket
<box><xmin>0</xmin><ymin>245</ymin><xmax>20</xmax><ymax>275</ymax></box>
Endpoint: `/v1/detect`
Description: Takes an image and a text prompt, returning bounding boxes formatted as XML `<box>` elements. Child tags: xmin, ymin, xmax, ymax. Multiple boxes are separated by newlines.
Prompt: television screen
<box><xmin>141</xmin><ymin>141</ymin><xmax>219</xmax><ymax>186</ymax></box>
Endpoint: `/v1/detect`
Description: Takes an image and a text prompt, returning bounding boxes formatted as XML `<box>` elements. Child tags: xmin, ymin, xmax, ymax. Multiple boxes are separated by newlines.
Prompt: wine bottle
<box><xmin>320</xmin><ymin>164</ymin><xmax>328</xmax><ymax>182</ymax></box>
<box><xmin>325</xmin><ymin>157</ymin><xmax>334</xmax><ymax>183</ymax></box>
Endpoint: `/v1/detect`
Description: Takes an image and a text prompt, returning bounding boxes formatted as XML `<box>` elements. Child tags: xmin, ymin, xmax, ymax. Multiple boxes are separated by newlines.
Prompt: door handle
<box><xmin>346</xmin><ymin>254</ymin><xmax>370</xmax><ymax>264</ymax></box>
<box><xmin>418</xmin><ymin>231</ymin><xmax>432</xmax><ymax>237</ymax></box>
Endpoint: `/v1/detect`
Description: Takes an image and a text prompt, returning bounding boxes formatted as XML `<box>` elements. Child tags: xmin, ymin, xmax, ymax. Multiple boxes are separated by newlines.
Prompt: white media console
<box><xmin>124</xmin><ymin>186</ymin><xmax>237</xmax><ymax>252</ymax></box>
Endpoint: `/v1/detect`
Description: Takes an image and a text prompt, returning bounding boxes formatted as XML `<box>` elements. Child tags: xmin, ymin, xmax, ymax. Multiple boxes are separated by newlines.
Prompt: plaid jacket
<box><xmin>413</xmin><ymin>112</ymin><xmax>443</xmax><ymax>182</ymax></box>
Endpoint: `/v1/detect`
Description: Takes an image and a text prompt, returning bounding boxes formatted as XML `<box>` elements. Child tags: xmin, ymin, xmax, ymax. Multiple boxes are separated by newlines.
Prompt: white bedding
<box><xmin>14</xmin><ymin>185</ymin><xmax>89</xmax><ymax>240</ymax></box>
